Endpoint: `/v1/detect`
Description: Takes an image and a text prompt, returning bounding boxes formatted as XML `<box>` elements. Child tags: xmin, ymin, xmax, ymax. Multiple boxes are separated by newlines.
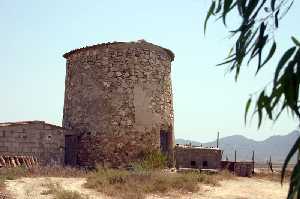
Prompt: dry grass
<box><xmin>0</xmin><ymin>166</ymin><xmax>87</xmax><ymax>179</ymax></box>
<box><xmin>0</xmin><ymin>167</ymin><xmax>27</xmax><ymax>191</ymax></box>
<box><xmin>0</xmin><ymin>152</ymin><xmax>234</xmax><ymax>199</ymax></box>
<box><xmin>84</xmin><ymin>167</ymin><xmax>233</xmax><ymax>199</ymax></box>
<box><xmin>254</xmin><ymin>168</ymin><xmax>292</xmax><ymax>182</ymax></box>
<box><xmin>0</xmin><ymin>165</ymin><xmax>87</xmax><ymax>197</ymax></box>
<box><xmin>41</xmin><ymin>182</ymin><xmax>89</xmax><ymax>199</ymax></box>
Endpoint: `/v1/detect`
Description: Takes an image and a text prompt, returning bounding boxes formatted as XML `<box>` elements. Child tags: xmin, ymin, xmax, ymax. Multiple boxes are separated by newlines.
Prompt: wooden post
<box><xmin>269</xmin><ymin>155</ymin><xmax>273</xmax><ymax>173</ymax></box>
<box><xmin>234</xmin><ymin>150</ymin><xmax>237</xmax><ymax>175</ymax></box>
<box><xmin>217</xmin><ymin>132</ymin><xmax>220</xmax><ymax>148</ymax></box>
<box><xmin>252</xmin><ymin>150</ymin><xmax>255</xmax><ymax>174</ymax></box>
<box><xmin>234</xmin><ymin>150</ymin><xmax>237</xmax><ymax>162</ymax></box>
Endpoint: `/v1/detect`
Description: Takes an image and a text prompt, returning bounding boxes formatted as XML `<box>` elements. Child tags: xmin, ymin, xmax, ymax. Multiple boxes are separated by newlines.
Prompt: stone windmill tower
<box><xmin>62</xmin><ymin>40</ymin><xmax>174</xmax><ymax>167</ymax></box>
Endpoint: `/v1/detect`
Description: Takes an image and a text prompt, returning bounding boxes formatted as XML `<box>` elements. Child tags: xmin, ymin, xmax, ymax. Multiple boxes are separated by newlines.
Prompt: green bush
<box><xmin>132</xmin><ymin>150</ymin><xmax>167</xmax><ymax>171</ymax></box>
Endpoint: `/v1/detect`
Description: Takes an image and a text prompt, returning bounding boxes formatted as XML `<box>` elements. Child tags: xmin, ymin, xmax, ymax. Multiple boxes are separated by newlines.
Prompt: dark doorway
<box><xmin>203</xmin><ymin>160</ymin><xmax>208</xmax><ymax>168</ymax></box>
<box><xmin>191</xmin><ymin>161</ymin><xmax>196</xmax><ymax>167</ymax></box>
<box><xmin>160</xmin><ymin>130</ymin><xmax>169</xmax><ymax>153</ymax></box>
<box><xmin>65</xmin><ymin>135</ymin><xmax>78</xmax><ymax>166</ymax></box>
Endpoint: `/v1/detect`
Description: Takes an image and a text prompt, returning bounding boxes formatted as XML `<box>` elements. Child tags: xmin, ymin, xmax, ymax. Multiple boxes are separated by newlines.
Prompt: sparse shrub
<box><xmin>42</xmin><ymin>182</ymin><xmax>88</xmax><ymax>199</ymax></box>
<box><xmin>0</xmin><ymin>165</ymin><xmax>87</xmax><ymax>193</ymax></box>
<box><xmin>132</xmin><ymin>150</ymin><xmax>167</xmax><ymax>171</ymax></box>
<box><xmin>84</xmin><ymin>166</ymin><xmax>227</xmax><ymax>199</ymax></box>
<box><xmin>0</xmin><ymin>166</ymin><xmax>27</xmax><ymax>181</ymax></box>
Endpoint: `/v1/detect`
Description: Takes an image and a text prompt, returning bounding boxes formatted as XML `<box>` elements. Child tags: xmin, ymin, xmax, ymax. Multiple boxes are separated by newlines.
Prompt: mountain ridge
<box><xmin>176</xmin><ymin>131</ymin><xmax>300</xmax><ymax>163</ymax></box>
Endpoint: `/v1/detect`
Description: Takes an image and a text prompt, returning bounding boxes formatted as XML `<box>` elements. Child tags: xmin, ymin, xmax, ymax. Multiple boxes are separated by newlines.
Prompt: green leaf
<box><xmin>292</xmin><ymin>36</ymin><xmax>300</xmax><ymax>47</ymax></box>
<box><xmin>257</xmin><ymin>107</ymin><xmax>262</xmax><ymax>128</ymax></box>
<box><xmin>245</xmin><ymin>0</ymin><xmax>259</xmax><ymax>18</ymax></box>
<box><xmin>223</xmin><ymin>0</ymin><xmax>233</xmax><ymax>25</ymax></box>
<box><xmin>257</xmin><ymin>41</ymin><xmax>276</xmax><ymax>73</ymax></box>
<box><xmin>275</xmin><ymin>10</ymin><xmax>279</xmax><ymax>28</ymax></box>
<box><xmin>271</xmin><ymin>0</ymin><xmax>276</xmax><ymax>11</ymax></box>
<box><xmin>244</xmin><ymin>97</ymin><xmax>252</xmax><ymax>124</ymax></box>
<box><xmin>215</xmin><ymin>0</ymin><xmax>222</xmax><ymax>13</ymax></box>
<box><xmin>216</xmin><ymin>57</ymin><xmax>236</xmax><ymax>66</ymax></box>
<box><xmin>274</xmin><ymin>47</ymin><xmax>297</xmax><ymax>84</ymax></box>
<box><xmin>204</xmin><ymin>1</ymin><xmax>216</xmax><ymax>35</ymax></box>
<box><xmin>250</xmin><ymin>0</ymin><xmax>267</xmax><ymax>20</ymax></box>
<box><xmin>281</xmin><ymin>136</ymin><xmax>300</xmax><ymax>184</ymax></box>
<box><xmin>257</xmin><ymin>35</ymin><xmax>268</xmax><ymax>72</ymax></box>
<box><xmin>256</xmin><ymin>91</ymin><xmax>265</xmax><ymax>128</ymax></box>
<box><xmin>287</xmin><ymin>162</ymin><xmax>300</xmax><ymax>199</ymax></box>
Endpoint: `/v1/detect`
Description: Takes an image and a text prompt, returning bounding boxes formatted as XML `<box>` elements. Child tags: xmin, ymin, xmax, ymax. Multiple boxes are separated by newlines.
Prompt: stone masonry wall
<box><xmin>175</xmin><ymin>146</ymin><xmax>222</xmax><ymax>170</ymax></box>
<box><xmin>0</xmin><ymin>121</ymin><xmax>66</xmax><ymax>166</ymax></box>
<box><xmin>63</xmin><ymin>41</ymin><xmax>174</xmax><ymax>167</ymax></box>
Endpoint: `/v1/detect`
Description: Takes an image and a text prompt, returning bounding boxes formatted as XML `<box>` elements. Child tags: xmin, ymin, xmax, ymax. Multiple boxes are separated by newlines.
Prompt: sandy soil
<box><xmin>5</xmin><ymin>177</ymin><xmax>104</xmax><ymax>199</ymax></box>
<box><xmin>5</xmin><ymin>177</ymin><xmax>288</xmax><ymax>199</ymax></box>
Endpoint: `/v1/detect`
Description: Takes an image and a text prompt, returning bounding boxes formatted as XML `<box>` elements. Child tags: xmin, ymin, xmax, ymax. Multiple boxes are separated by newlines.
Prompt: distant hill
<box><xmin>176</xmin><ymin>131</ymin><xmax>300</xmax><ymax>163</ymax></box>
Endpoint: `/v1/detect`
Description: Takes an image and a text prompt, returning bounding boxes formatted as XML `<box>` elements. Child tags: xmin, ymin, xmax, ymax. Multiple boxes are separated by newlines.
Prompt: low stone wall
<box><xmin>0</xmin><ymin>155</ymin><xmax>38</xmax><ymax>168</ymax></box>
<box><xmin>0</xmin><ymin>121</ymin><xmax>67</xmax><ymax>166</ymax></box>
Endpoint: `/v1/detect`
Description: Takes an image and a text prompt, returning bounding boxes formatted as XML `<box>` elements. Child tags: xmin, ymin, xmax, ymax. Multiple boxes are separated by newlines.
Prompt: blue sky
<box><xmin>0</xmin><ymin>0</ymin><xmax>299</xmax><ymax>142</ymax></box>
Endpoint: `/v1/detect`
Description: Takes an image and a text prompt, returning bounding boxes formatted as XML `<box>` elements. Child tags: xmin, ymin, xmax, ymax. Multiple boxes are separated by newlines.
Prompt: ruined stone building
<box><xmin>62</xmin><ymin>40</ymin><xmax>175</xmax><ymax>167</ymax></box>
<box><xmin>0</xmin><ymin>121</ymin><xmax>69</xmax><ymax>165</ymax></box>
<box><xmin>175</xmin><ymin>145</ymin><xmax>222</xmax><ymax>170</ymax></box>
<box><xmin>0</xmin><ymin>40</ymin><xmax>175</xmax><ymax>168</ymax></box>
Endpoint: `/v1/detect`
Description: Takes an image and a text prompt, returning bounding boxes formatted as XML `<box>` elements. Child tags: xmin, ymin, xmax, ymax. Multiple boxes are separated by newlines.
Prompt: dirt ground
<box><xmin>5</xmin><ymin>177</ymin><xmax>288</xmax><ymax>199</ymax></box>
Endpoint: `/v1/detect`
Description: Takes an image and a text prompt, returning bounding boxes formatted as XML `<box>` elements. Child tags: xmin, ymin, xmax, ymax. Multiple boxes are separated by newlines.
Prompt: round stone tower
<box><xmin>62</xmin><ymin>40</ymin><xmax>174</xmax><ymax>167</ymax></box>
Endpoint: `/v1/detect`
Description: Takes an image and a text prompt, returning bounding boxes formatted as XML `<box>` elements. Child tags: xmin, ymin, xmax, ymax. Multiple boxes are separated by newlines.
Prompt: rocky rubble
<box><xmin>0</xmin><ymin>192</ymin><xmax>10</xmax><ymax>199</ymax></box>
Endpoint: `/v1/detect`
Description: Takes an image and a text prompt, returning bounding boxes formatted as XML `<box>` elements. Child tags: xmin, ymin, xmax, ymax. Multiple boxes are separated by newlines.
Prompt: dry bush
<box><xmin>0</xmin><ymin>166</ymin><xmax>27</xmax><ymax>190</ymax></box>
<box><xmin>41</xmin><ymin>183</ymin><xmax>88</xmax><ymax>199</ymax></box>
<box><xmin>84</xmin><ymin>166</ymin><xmax>228</xmax><ymax>199</ymax></box>
<box><xmin>215</xmin><ymin>170</ymin><xmax>235</xmax><ymax>181</ymax></box>
<box><xmin>130</xmin><ymin>150</ymin><xmax>167</xmax><ymax>172</ymax></box>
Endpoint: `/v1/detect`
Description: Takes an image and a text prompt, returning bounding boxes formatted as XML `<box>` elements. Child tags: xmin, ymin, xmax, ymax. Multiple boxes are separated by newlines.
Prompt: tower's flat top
<box><xmin>63</xmin><ymin>40</ymin><xmax>174</xmax><ymax>61</ymax></box>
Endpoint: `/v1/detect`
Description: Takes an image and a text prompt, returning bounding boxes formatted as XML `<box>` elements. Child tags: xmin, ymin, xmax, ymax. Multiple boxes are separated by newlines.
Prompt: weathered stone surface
<box><xmin>63</xmin><ymin>40</ymin><xmax>175</xmax><ymax>167</ymax></box>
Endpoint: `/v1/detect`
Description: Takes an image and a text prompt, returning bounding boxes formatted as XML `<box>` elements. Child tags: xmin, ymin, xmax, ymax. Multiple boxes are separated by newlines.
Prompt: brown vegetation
<box><xmin>0</xmin><ymin>153</ymin><xmax>234</xmax><ymax>199</ymax></box>
<box><xmin>41</xmin><ymin>182</ymin><xmax>89</xmax><ymax>199</ymax></box>
<box><xmin>84</xmin><ymin>166</ymin><xmax>233</xmax><ymax>199</ymax></box>
<box><xmin>254</xmin><ymin>168</ymin><xmax>292</xmax><ymax>182</ymax></box>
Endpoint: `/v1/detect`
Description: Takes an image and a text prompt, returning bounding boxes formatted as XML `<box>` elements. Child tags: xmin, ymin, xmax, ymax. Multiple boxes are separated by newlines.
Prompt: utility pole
<box><xmin>234</xmin><ymin>150</ymin><xmax>237</xmax><ymax>175</ymax></box>
<box><xmin>234</xmin><ymin>150</ymin><xmax>237</xmax><ymax>162</ymax></box>
<box><xmin>217</xmin><ymin>131</ymin><xmax>220</xmax><ymax>148</ymax></box>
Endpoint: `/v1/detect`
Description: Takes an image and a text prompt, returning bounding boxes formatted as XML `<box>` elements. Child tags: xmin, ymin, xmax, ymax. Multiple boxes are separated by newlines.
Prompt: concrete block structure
<box><xmin>175</xmin><ymin>145</ymin><xmax>222</xmax><ymax>170</ymax></box>
<box><xmin>62</xmin><ymin>40</ymin><xmax>175</xmax><ymax>167</ymax></box>
<box><xmin>0</xmin><ymin>121</ymin><xmax>69</xmax><ymax>165</ymax></box>
<box><xmin>221</xmin><ymin>161</ymin><xmax>254</xmax><ymax>177</ymax></box>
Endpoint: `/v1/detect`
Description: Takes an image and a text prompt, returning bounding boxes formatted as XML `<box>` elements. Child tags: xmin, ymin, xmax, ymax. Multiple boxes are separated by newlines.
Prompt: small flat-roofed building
<box><xmin>175</xmin><ymin>144</ymin><xmax>222</xmax><ymax>170</ymax></box>
<box><xmin>0</xmin><ymin>121</ymin><xmax>72</xmax><ymax>166</ymax></box>
<box><xmin>221</xmin><ymin>161</ymin><xmax>254</xmax><ymax>177</ymax></box>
